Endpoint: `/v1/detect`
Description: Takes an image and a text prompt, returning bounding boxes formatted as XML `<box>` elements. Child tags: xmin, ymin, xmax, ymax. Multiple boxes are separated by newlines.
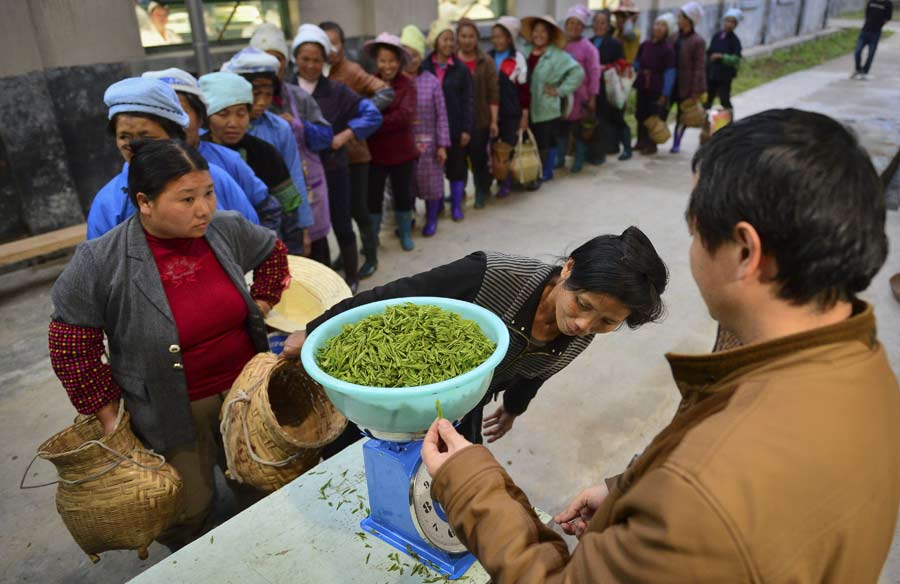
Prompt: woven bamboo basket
<box><xmin>221</xmin><ymin>353</ymin><xmax>348</xmax><ymax>492</ymax></box>
<box><xmin>645</xmin><ymin>116</ymin><xmax>671</xmax><ymax>145</ymax></box>
<box><xmin>679</xmin><ymin>97</ymin><xmax>706</xmax><ymax>128</ymax></box>
<box><xmin>32</xmin><ymin>407</ymin><xmax>183</xmax><ymax>563</ymax></box>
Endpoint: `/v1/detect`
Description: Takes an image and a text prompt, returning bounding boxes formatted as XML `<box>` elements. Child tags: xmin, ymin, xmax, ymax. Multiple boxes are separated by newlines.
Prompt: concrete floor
<box><xmin>2</xmin><ymin>21</ymin><xmax>899</xmax><ymax>584</ymax></box>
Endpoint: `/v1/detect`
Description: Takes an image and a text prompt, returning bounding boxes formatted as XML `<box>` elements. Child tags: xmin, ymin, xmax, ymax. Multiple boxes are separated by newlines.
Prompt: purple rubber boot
<box><xmin>496</xmin><ymin>176</ymin><xmax>512</xmax><ymax>198</ymax></box>
<box><xmin>450</xmin><ymin>180</ymin><xmax>465</xmax><ymax>222</ymax></box>
<box><xmin>422</xmin><ymin>200</ymin><xmax>441</xmax><ymax>237</ymax></box>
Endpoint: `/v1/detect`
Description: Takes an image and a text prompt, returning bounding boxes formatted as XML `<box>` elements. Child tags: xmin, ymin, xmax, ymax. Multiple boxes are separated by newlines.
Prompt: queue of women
<box><xmin>48</xmin><ymin>3</ymin><xmax>744</xmax><ymax>549</ymax></box>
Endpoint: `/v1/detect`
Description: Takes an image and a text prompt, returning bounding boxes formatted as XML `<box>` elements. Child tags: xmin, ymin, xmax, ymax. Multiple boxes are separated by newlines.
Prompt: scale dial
<box><xmin>410</xmin><ymin>460</ymin><xmax>467</xmax><ymax>553</ymax></box>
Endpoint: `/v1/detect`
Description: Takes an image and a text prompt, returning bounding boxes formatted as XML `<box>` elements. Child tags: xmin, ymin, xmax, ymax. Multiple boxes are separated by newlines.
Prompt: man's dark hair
<box><xmin>566</xmin><ymin>226</ymin><xmax>669</xmax><ymax>328</ymax></box>
<box><xmin>107</xmin><ymin>112</ymin><xmax>186</xmax><ymax>141</ymax></box>
<box><xmin>178</xmin><ymin>91</ymin><xmax>207</xmax><ymax>127</ymax></box>
<box><xmin>127</xmin><ymin>139</ymin><xmax>208</xmax><ymax>207</ymax></box>
<box><xmin>319</xmin><ymin>21</ymin><xmax>345</xmax><ymax>44</ymax></box>
<box><xmin>689</xmin><ymin>108</ymin><xmax>887</xmax><ymax>308</ymax></box>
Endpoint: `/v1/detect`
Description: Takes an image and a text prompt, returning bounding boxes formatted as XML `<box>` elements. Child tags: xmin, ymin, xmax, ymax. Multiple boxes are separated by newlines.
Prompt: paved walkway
<box><xmin>1</xmin><ymin>21</ymin><xmax>898</xmax><ymax>583</ymax></box>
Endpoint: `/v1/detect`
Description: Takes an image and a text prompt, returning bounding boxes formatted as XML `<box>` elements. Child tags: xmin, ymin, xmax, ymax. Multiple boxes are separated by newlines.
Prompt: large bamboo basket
<box><xmin>221</xmin><ymin>353</ymin><xmax>347</xmax><ymax>492</ymax></box>
<box><xmin>33</xmin><ymin>407</ymin><xmax>183</xmax><ymax>563</ymax></box>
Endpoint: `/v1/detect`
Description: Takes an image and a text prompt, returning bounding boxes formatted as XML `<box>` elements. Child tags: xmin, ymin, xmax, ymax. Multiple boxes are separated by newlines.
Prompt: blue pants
<box><xmin>855</xmin><ymin>31</ymin><xmax>881</xmax><ymax>74</ymax></box>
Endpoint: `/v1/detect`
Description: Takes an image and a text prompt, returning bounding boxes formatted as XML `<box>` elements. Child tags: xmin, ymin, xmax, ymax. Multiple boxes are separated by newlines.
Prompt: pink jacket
<box><xmin>565</xmin><ymin>37</ymin><xmax>601</xmax><ymax>121</ymax></box>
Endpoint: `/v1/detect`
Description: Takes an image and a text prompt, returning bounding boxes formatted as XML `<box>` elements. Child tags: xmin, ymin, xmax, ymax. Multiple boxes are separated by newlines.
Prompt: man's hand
<box><xmin>436</xmin><ymin>147</ymin><xmax>447</xmax><ymax>165</ymax></box>
<box><xmin>553</xmin><ymin>483</ymin><xmax>609</xmax><ymax>539</ymax></box>
<box><xmin>482</xmin><ymin>405</ymin><xmax>516</xmax><ymax>443</ymax></box>
<box><xmin>95</xmin><ymin>400</ymin><xmax>119</xmax><ymax>436</ymax></box>
<box><xmin>711</xmin><ymin>53</ymin><xmax>723</xmax><ymax>62</ymax></box>
<box><xmin>421</xmin><ymin>418</ymin><xmax>473</xmax><ymax>477</ymax></box>
<box><xmin>519</xmin><ymin>110</ymin><xmax>530</xmax><ymax>132</ymax></box>
<box><xmin>490</xmin><ymin>122</ymin><xmax>499</xmax><ymax>139</ymax></box>
<box><xmin>332</xmin><ymin>129</ymin><xmax>354</xmax><ymax>150</ymax></box>
<box><xmin>460</xmin><ymin>132</ymin><xmax>471</xmax><ymax>148</ymax></box>
<box><xmin>281</xmin><ymin>330</ymin><xmax>306</xmax><ymax>359</ymax></box>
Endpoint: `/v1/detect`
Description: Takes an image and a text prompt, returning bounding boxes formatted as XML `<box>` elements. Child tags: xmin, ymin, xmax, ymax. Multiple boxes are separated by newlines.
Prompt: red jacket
<box><xmin>367</xmin><ymin>73</ymin><xmax>418</xmax><ymax>166</ymax></box>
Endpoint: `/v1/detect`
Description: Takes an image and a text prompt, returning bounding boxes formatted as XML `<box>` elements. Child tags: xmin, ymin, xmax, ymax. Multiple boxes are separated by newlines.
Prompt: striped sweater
<box><xmin>308</xmin><ymin>251</ymin><xmax>594</xmax><ymax>415</ymax></box>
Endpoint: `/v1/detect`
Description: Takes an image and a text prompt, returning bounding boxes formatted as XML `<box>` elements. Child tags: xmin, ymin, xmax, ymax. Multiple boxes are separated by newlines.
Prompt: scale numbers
<box><xmin>410</xmin><ymin>461</ymin><xmax>467</xmax><ymax>553</ymax></box>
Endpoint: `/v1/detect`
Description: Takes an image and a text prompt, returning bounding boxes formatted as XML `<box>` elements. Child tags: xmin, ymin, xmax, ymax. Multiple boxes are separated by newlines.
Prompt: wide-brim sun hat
<box><xmin>364</xmin><ymin>32</ymin><xmax>409</xmax><ymax>65</ymax></box>
<box><xmin>520</xmin><ymin>15</ymin><xmax>567</xmax><ymax>49</ymax></box>
<box><xmin>255</xmin><ymin>255</ymin><xmax>352</xmax><ymax>333</ymax></box>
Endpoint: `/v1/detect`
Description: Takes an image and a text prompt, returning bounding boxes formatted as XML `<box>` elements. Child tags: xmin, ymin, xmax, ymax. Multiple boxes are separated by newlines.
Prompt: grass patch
<box><xmin>839</xmin><ymin>9</ymin><xmax>866</xmax><ymax>20</ymax></box>
<box><xmin>622</xmin><ymin>27</ymin><xmax>890</xmax><ymax>135</ymax></box>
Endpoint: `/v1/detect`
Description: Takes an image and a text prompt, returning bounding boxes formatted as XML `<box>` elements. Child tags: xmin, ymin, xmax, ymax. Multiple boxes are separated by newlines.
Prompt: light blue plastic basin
<box><xmin>300</xmin><ymin>297</ymin><xmax>510</xmax><ymax>437</ymax></box>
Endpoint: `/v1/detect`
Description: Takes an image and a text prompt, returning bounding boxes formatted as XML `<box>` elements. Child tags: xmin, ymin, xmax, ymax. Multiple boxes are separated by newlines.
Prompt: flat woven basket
<box><xmin>221</xmin><ymin>353</ymin><xmax>348</xmax><ymax>492</ymax></box>
<box><xmin>34</xmin><ymin>408</ymin><xmax>183</xmax><ymax>563</ymax></box>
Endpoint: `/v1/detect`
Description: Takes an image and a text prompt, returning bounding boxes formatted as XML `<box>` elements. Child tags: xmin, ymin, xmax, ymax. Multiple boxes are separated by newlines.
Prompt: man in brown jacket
<box><xmin>320</xmin><ymin>21</ymin><xmax>395</xmax><ymax>278</ymax></box>
<box><xmin>422</xmin><ymin>109</ymin><xmax>900</xmax><ymax>583</ymax></box>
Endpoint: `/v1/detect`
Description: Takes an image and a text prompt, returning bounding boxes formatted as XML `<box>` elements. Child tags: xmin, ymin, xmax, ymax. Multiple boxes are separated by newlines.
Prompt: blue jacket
<box><xmin>197</xmin><ymin>141</ymin><xmax>282</xmax><ymax>231</ymax></box>
<box><xmin>248</xmin><ymin>111</ymin><xmax>314</xmax><ymax>228</ymax></box>
<box><xmin>86</xmin><ymin>162</ymin><xmax>260</xmax><ymax>240</ymax></box>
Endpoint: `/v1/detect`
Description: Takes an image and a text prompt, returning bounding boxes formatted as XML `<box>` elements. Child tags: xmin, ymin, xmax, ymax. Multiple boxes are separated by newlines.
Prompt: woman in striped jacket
<box><xmin>283</xmin><ymin>226</ymin><xmax>668</xmax><ymax>450</ymax></box>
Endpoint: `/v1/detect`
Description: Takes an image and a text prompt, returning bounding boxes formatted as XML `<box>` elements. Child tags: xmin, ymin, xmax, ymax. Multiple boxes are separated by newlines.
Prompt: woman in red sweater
<box><xmin>48</xmin><ymin>139</ymin><xmax>290</xmax><ymax>549</ymax></box>
<box><xmin>363</xmin><ymin>32</ymin><xmax>419</xmax><ymax>264</ymax></box>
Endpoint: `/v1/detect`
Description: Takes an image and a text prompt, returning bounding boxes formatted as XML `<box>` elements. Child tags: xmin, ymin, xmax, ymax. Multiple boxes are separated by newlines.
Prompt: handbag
<box><xmin>491</xmin><ymin>140</ymin><xmax>514</xmax><ymax>182</ymax></box>
<box><xmin>509</xmin><ymin>129</ymin><xmax>542</xmax><ymax>185</ymax></box>
<box><xmin>678</xmin><ymin>97</ymin><xmax>706</xmax><ymax>128</ymax></box>
<box><xmin>603</xmin><ymin>67</ymin><xmax>635</xmax><ymax>110</ymax></box>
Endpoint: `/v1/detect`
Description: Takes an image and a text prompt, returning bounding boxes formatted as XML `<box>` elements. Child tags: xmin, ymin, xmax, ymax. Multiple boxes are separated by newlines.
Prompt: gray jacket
<box><xmin>51</xmin><ymin>212</ymin><xmax>274</xmax><ymax>451</ymax></box>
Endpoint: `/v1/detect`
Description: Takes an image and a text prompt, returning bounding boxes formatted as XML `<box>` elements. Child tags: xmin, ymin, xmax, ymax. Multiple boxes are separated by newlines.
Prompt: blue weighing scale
<box><xmin>360</xmin><ymin>435</ymin><xmax>475</xmax><ymax>579</ymax></box>
<box><xmin>299</xmin><ymin>297</ymin><xmax>512</xmax><ymax>580</ymax></box>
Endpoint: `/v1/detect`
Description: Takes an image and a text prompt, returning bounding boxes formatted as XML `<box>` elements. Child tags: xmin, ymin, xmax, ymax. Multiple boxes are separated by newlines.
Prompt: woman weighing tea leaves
<box><xmin>283</xmin><ymin>226</ymin><xmax>668</xmax><ymax>452</ymax></box>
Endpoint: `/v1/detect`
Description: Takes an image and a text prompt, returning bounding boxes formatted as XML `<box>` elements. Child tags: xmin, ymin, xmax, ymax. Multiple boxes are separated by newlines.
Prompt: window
<box><xmin>135</xmin><ymin>1</ymin><xmax>290</xmax><ymax>49</ymax></box>
<box><xmin>437</xmin><ymin>0</ymin><xmax>508</xmax><ymax>21</ymax></box>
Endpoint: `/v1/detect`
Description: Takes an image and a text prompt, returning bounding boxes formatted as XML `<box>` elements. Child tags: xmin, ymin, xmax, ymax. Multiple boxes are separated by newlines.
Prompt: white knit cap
<box><xmin>250</xmin><ymin>22</ymin><xmax>290</xmax><ymax>60</ymax></box>
<box><xmin>681</xmin><ymin>2</ymin><xmax>704</xmax><ymax>26</ymax></box>
<box><xmin>495</xmin><ymin>16</ymin><xmax>521</xmax><ymax>40</ymax></box>
<box><xmin>142</xmin><ymin>67</ymin><xmax>207</xmax><ymax>106</ymax></box>
<box><xmin>724</xmin><ymin>7</ymin><xmax>743</xmax><ymax>21</ymax></box>
<box><xmin>291</xmin><ymin>23</ymin><xmax>335</xmax><ymax>61</ymax></box>
<box><xmin>221</xmin><ymin>47</ymin><xmax>280</xmax><ymax>75</ymax></box>
<box><xmin>655</xmin><ymin>12</ymin><xmax>678</xmax><ymax>35</ymax></box>
<box><xmin>565</xmin><ymin>4</ymin><xmax>592</xmax><ymax>26</ymax></box>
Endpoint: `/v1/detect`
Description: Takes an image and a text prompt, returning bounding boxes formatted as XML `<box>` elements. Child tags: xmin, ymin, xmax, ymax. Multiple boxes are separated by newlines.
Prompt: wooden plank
<box><xmin>0</xmin><ymin>223</ymin><xmax>86</xmax><ymax>267</ymax></box>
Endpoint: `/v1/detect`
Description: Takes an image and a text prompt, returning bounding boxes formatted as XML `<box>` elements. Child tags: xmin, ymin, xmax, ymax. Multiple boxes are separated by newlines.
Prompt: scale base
<box><xmin>361</xmin><ymin>516</ymin><xmax>476</xmax><ymax>580</ymax></box>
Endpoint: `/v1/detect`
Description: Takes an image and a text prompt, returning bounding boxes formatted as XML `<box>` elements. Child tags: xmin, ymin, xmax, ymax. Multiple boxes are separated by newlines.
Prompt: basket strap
<box><xmin>220</xmin><ymin>388</ymin><xmax>313</xmax><ymax>484</ymax></box>
<box><xmin>20</xmin><ymin>441</ymin><xmax>167</xmax><ymax>489</ymax></box>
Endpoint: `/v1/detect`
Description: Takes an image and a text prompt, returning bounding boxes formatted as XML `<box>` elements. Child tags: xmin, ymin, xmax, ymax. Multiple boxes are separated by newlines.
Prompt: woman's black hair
<box><xmin>319</xmin><ymin>21</ymin><xmax>345</xmax><ymax>45</ymax></box>
<box><xmin>242</xmin><ymin>72</ymin><xmax>281</xmax><ymax>97</ymax></box>
<box><xmin>127</xmin><ymin>139</ymin><xmax>209</xmax><ymax>207</ymax></box>
<box><xmin>178</xmin><ymin>91</ymin><xmax>207</xmax><ymax>127</ymax></box>
<box><xmin>565</xmin><ymin>226</ymin><xmax>668</xmax><ymax>328</ymax></box>
<box><xmin>107</xmin><ymin>112</ymin><xmax>187</xmax><ymax>141</ymax></box>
